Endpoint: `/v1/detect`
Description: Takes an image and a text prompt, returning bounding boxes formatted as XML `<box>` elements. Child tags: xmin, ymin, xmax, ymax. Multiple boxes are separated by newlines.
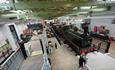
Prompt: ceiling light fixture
<box><xmin>0</xmin><ymin>0</ymin><xmax>7</xmax><ymax>4</ymax></box>
<box><xmin>73</xmin><ymin>7</ymin><xmax>78</xmax><ymax>10</ymax></box>
<box><xmin>78</xmin><ymin>11</ymin><xmax>88</xmax><ymax>14</ymax></box>
<box><xmin>65</xmin><ymin>4</ymin><xmax>72</xmax><ymax>7</ymax></box>
<box><xmin>80</xmin><ymin>6</ymin><xmax>91</xmax><ymax>10</ymax></box>
<box><xmin>91</xmin><ymin>6</ymin><xmax>97</xmax><ymax>8</ymax></box>
<box><xmin>10</xmin><ymin>10</ymin><xmax>25</xmax><ymax>14</ymax></box>
<box><xmin>91</xmin><ymin>8</ymin><xmax>106</xmax><ymax>12</ymax></box>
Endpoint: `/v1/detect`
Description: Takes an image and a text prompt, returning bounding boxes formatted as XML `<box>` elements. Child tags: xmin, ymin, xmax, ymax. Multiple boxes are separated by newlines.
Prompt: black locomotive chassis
<box><xmin>52</xmin><ymin>26</ymin><xmax>80</xmax><ymax>54</ymax></box>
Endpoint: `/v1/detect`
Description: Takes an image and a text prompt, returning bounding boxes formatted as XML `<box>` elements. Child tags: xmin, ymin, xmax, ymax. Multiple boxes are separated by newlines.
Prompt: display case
<box><xmin>0</xmin><ymin>39</ymin><xmax>13</xmax><ymax>65</ymax></box>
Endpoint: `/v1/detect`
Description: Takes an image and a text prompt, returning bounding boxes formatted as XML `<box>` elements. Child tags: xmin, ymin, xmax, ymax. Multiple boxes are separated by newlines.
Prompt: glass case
<box><xmin>0</xmin><ymin>39</ymin><xmax>13</xmax><ymax>65</ymax></box>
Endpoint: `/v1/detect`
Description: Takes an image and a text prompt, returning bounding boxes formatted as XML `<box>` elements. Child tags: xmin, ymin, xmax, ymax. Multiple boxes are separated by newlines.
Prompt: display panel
<box><xmin>0</xmin><ymin>39</ymin><xmax>13</xmax><ymax>65</ymax></box>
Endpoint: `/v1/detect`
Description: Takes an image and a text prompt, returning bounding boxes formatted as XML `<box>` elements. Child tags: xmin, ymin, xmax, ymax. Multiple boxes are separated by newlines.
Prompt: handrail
<box><xmin>49</xmin><ymin>25</ymin><xmax>61</xmax><ymax>45</ymax></box>
<box><xmin>0</xmin><ymin>48</ymin><xmax>24</xmax><ymax>70</ymax></box>
<box><xmin>1</xmin><ymin>48</ymin><xmax>20</xmax><ymax>67</ymax></box>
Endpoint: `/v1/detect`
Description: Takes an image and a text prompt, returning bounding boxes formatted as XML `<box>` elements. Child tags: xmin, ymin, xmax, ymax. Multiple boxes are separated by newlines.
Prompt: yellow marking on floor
<box><xmin>31</xmin><ymin>50</ymin><xmax>43</xmax><ymax>56</ymax></box>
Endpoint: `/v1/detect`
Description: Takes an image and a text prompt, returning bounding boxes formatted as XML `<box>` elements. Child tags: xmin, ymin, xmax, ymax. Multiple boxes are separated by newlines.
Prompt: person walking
<box><xmin>48</xmin><ymin>41</ymin><xmax>53</xmax><ymax>54</ymax></box>
<box><xmin>79</xmin><ymin>54</ymin><xmax>84</xmax><ymax>69</ymax></box>
<box><xmin>79</xmin><ymin>52</ymin><xmax>87</xmax><ymax>69</ymax></box>
<box><xmin>18</xmin><ymin>40</ymin><xmax>28</xmax><ymax>59</ymax></box>
<box><xmin>55</xmin><ymin>43</ymin><xmax>57</xmax><ymax>49</ymax></box>
<box><xmin>105</xmin><ymin>40</ymin><xmax>111</xmax><ymax>53</ymax></box>
<box><xmin>97</xmin><ymin>42</ymin><xmax>101</xmax><ymax>52</ymax></box>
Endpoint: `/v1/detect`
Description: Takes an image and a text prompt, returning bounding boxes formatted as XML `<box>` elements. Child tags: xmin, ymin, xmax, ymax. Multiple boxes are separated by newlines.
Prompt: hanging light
<box><xmin>73</xmin><ymin>7</ymin><xmax>78</xmax><ymax>10</ymax></box>
<box><xmin>91</xmin><ymin>8</ymin><xmax>106</xmax><ymax>12</ymax></box>
<box><xmin>80</xmin><ymin>6</ymin><xmax>91</xmax><ymax>10</ymax></box>
<box><xmin>0</xmin><ymin>0</ymin><xmax>7</xmax><ymax>4</ymax></box>
<box><xmin>77</xmin><ymin>11</ymin><xmax>88</xmax><ymax>14</ymax></box>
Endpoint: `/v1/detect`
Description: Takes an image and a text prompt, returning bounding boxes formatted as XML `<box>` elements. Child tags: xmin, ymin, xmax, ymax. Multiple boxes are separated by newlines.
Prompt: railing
<box><xmin>41</xmin><ymin>28</ymin><xmax>51</xmax><ymax>70</ymax></box>
<box><xmin>41</xmin><ymin>54</ymin><xmax>51</xmax><ymax>70</ymax></box>
<box><xmin>0</xmin><ymin>48</ymin><xmax>24</xmax><ymax>70</ymax></box>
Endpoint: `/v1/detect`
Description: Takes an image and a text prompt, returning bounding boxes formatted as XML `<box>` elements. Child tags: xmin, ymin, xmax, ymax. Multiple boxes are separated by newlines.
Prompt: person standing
<box><xmin>79</xmin><ymin>52</ymin><xmax>87</xmax><ymax>69</ymax></box>
<box><xmin>97</xmin><ymin>42</ymin><xmax>101</xmax><ymax>52</ymax></box>
<box><xmin>18</xmin><ymin>40</ymin><xmax>28</xmax><ymax>59</ymax></box>
<box><xmin>48</xmin><ymin>41</ymin><xmax>53</xmax><ymax>54</ymax></box>
<box><xmin>55</xmin><ymin>43</ymin><xmax>57</xmax><ymax>49</ymax></box>
<box><xmin>105</xmin><ymin>40</ymin><xmax>111</xmax><ymax>53</ymax></box>
<box><xmin>79</xmin><ymin>54</ymin><xmax>84</xmax><ymax>68</ymax></box>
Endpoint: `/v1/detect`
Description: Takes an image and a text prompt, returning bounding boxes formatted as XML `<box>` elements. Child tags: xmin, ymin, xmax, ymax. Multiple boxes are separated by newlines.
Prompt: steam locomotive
<box><xmin>51</xmin><ymin>24</ymin><xmax>96</xmax><ymax>55</ymax></box>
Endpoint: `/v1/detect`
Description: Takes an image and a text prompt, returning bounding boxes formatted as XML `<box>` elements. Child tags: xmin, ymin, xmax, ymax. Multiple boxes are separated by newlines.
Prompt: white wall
<box><xmin>90</xmin><ymin>17</ymin><xmax>115</xmax><ymax>38</ymax></box>
<box><xmin>0</xmin><ymin>30</ymin><xmax>6</xmax><ymax>47</ymax></box>
<box><xmin>0</xmin><ymin>23</ymin><xmax>19</xmax><ymax>50</ymax></box>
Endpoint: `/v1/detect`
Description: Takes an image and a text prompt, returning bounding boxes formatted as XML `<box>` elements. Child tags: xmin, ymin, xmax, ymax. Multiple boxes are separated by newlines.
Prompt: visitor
<box><xmin>55</xmin><ymin>43</ymin><xmax>57</xmax><ymax>49</ymax></box>
<box><xmin>97</xmin><ymin>42</ymin><xmax>101</xmax><ymax>52</ymax></box>
<box><xmin>48</xmin><ymin>41</ymin><xmax>53</xmax><ymax>54</ymax></box>
<box><xmin>18</xmin><ymin>40</ymin><xmax>28</xmax><ymax>59</ymax></box>
<box><xmin>105</xmin><ymin>40</ymin><xmax>111</xmax><ymax>53</ymax></box>
<box><xmin>79</xmin><ymin>52</ymin><xmax>87</xmax><ymax>69</ymax></box>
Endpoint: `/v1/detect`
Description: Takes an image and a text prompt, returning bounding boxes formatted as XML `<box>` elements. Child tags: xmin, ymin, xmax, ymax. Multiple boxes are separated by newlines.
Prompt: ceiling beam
<box><xmin>14</xmin><ymin>1</ymin><xmax>115</xmax><ymax>10</ymax></box>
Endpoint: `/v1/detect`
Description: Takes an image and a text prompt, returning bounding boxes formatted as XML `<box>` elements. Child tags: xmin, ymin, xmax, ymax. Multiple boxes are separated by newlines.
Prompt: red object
<box><xmin>109</xmin><ymin>37</ymin><xmax>114</xmax><ymax>41</ymax></box>
<box><xmin>91</xmin><ymin>48</ymin><xmax>94</xmax><ymax>51</ymax></box>
<box><xmin>93</xmin><ymin>48</ymin><xmax>97</xmax><ymax>51</ymax></box>
<box><xmin>84</xmin><ymin>49</ymin><xmax>87</xmax><ymax>53</ymax></box>
<box><xmin>94</xmin><ymin>26</ymin><xmax>97</xmax><ymax>32</ymax></box>
<box><xmin>80</xmin><ymin>50</ymin><xmax>85</xmax><ymax>54</ymax></box>
<box><xmin>87</xmin><ymin>48</ymin><xmax>89</xmax><ymax>52</ymax></box>
<box><xmin>23</xmin><ymin>28</ymin><xmax>33</xmax><ymax>35</ymax></box>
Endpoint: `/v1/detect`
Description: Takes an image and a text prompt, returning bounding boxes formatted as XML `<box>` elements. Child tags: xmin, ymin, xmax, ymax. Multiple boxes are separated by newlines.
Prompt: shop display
<box><xmin>46</xmin><ymin>29</ymin><xmax>54</xmax><ymax>38</ymax></box>
<box><xmin>91</xmin><ymin>25</ymin><xmax>109</xmax><ymax>40</ymax></box>
<box><xmin>0</xmin><ymin>39</ymin><xmax>13</xmax><ymax>65</ymax></box>
<box><xmin>93</xmin><ymin>25</ymin><xmax>109</xmax><ymax>35</ymax></box>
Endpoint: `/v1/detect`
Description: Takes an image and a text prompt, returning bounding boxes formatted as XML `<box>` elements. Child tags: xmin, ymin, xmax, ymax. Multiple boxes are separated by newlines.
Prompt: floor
<box><xmin>19</xmin><ymin>55</ymin><xmax>43</xmax><ymax>70</ymax></box>
<box><xmin>49</xmin><ymin>37</ymin><xmax>115</xmax><ymax>70</ymax></box>
<box><xmin>86</xmin><ymin>52</ymin><xmax>115</xmax><ymax>70</ymax></box>
<box><xmin>108</xmin><ymin>41</ymin><xmax>115</xmax><ymax>58</ymax></box>
<box><xmin>92</xmin><ymin>38</ymin><xmax>115</xmax><ymax>58</ymax></box>
<box><xmin>19</xmin><ymin>35</ymin><xmax>43</xmax><ymax>70</ymax></box>
<box><xmin>18</xmin><ymin>34</ymin><xmax>115</xmax><ymax>70</ymax></box>
<box><xmin>49</xmin><ymin>37</ymin><xmax>88</xmax><ymax>70</ymax></box>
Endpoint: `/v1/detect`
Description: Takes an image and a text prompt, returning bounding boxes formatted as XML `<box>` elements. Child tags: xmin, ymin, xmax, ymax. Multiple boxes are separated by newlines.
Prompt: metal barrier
<box><xmin>41</xmin><ymin>28</ymin><xmax>51</xmax><ymax>70</ymax></box>
<box><xmin>0</xmin><ymin>48</ymin><xmax>24</xmax><ymax>70</ymax></box>
<box><xmin>41</xmin><ymin>54</ymin><xmax>51</xmax><ymax>70</ymax></box>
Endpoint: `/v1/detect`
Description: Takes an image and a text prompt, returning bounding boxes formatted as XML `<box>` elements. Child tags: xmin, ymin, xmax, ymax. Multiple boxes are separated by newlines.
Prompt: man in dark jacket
<box><xmin>79</xmin><ymin>55</ymin><xmax>84</xmax><ymax>68</ymax></box>
<box><xmin>19</xmin><ymin>40</ymin><xmax>28</xmax><ymax>59</ymax></box>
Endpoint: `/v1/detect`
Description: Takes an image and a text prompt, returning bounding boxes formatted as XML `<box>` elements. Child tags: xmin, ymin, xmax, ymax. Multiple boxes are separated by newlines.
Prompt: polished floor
<box><xmin>92</xmin><ymin>38</ymin><xmax>115</xmax><ymax>58</ymax></box>
<box><xmin>19</xmin><ymin>34</ymin><xmax>115</xmax><ymax>70</ymax></box>
<box><xmin>49</xmin><ymin>37</ymin><xmax>88</xmax><ymax>70</ymax></box>
<box><xmin>86</xmin><ymin>52</ymin><xmax>115</xmax><ymax>70</ymax></box>
<box><xmin>19</xmin><ymin>35</ymin><xmax>43</xmax><ymax>70</ymax></box>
